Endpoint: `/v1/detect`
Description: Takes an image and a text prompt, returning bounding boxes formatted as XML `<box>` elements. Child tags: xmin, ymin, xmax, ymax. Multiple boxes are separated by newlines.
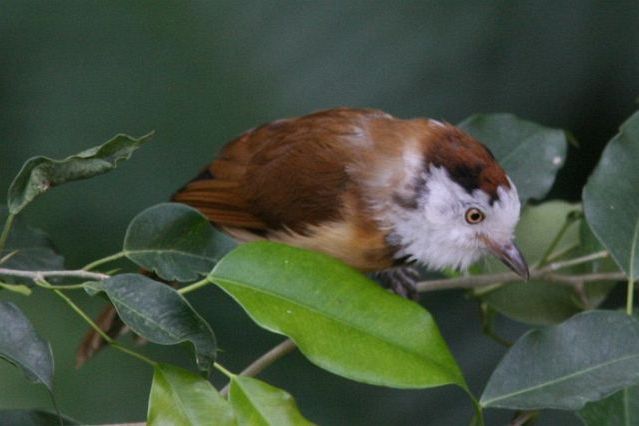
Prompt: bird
<box><xmin>174</xmin><ymin>107</ymin><xmax>528</xmax><ymax>293</ymax></box>
<box><xmin>77</xmin><ymin>107</ymin><xmax>528</xmax><ymax>364</ymax></box>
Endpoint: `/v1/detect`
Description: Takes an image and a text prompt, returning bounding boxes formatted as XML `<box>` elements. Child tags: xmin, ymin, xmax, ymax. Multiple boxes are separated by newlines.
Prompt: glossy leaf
<box><xmin>481</xmin><ymin>310</ymin><xmax>639</xmax><ymax>410</ymax></box>
<box><xmin>148</xmin><ymin>364</ymin><xmax>235</xmax><ymax>426</ymax></box>
<box><xmin>0</xmin><ymin>301</ymin><xmax>54</xmax><ymax>391</ymax></box>
<box><xmin>578</xmin><ymin>385</ymin><xmax>639</xmax><ymax>425</ymax></box>
<box><xmin>85</xmin><ymin>274</ymin><xmax>216</xmax><ymax>371</ymax></box>
<box><xmin>0</xmin><ymin>410</ymin><xmax>77</xmax><ymax>425</ymax></box>
<box><xmin>123</xmin><ymin>203</ymin><xmax>236</xmax><ymax>282</ymax></box>
<box><xmin>7</xmin><ymin>132</ymin><xmax>153</xmax><ymax>214</ymax></box>
<box><xmin>229</xmin><ymin>376</ymin><xmax>314</xmax><ymax>426</ymax></box>
<box><xmin>583</xmin><ymin>111</ymin><xmax>639</xmax><ymax>278</ymax></box>
<box><xmin>210</xmin><ymin>242</ymin><xmax>466</xmax><ymax>389</ymax></box>
<box><xmin>0</xmin><ymin>209</ymin><xmax>64</xmax><ymax>283</ymax></box>
<box><xmin>459</xmin><ymin>113</ymin><xmax>567</xmax><ymax>204</ymax></box>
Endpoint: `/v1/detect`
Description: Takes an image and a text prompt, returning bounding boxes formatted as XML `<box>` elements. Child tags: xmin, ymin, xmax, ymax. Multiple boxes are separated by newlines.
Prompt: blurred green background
<box><xmin>1</xmin><ymin>2</ymin><xmax>638</xmax><ymax>425</ymax></box>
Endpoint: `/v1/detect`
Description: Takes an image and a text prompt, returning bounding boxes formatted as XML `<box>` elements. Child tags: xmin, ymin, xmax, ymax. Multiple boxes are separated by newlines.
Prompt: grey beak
<box><xmin>486</xmin><ymin>239</ymin><xmax>529</xmax><ymax>280</ymax></box>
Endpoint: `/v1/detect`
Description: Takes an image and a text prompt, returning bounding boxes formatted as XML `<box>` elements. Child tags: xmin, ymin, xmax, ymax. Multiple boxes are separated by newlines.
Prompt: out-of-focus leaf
<box><xmin>583</xmin><ymin>111</ymin><xmax>639</xmax><ymax>279</ymax></box>
<box><xmin>229</xmin><ymin>376</ymin><xmax>314</xmax><ymax>426</ymax></box>
<box><xmin>0</xmin><ymin>301</ymin><xmax>53</xmax><ymax>391</ymax></box>
<box><xmin>210</xmin><ymin>242</ymin><xmax>466</xmax><ymax>390</ymax></box>
<box><xmin>7</xmin><ymin>132</ymin><xmax>153</xmax><ymax>215</ymax></box>
<box><xmin>0</xmin><ymin>410</ymin><xmax>78</xmax><ymax>425</ymax></box>
<box><xmin>479</xmin><ymin>201</ymin><xmax>584</xmax><ymax>325</ymax></box>
<box><xmin>578</xmin><ymin>385</ymin><xmax>639</xmax><ymax>425</ymax></box>
<box><xmin>85</xmin><ymin>274</ymin><xmax>216</xmax><ymax>371</ymax></box>
<box><xmin>123</xmin><ymin>203</ymin><xmax>235</xmax><ymax>282</ymax></box>
<box><xmin>0</xmin><ymin>209</ymin><xmax>64</xmax><ymax>283</ymax></box>
<box><xmin>575</xmin><ymin>220</ymin><xmax>619</xmax><ymax>308</ymax></box>
<box><xmin>148</xmin><ymin>364</ymin><xmax>235</xmax><ymax>426</ymax></box>
<box><xmin>481</xmin><ymin>310</ymin><xmax>639</xmax><ymax>410</ymax></box>
<box><xmin>458</xmin><ymin>113</ymin><xmax>567</xmax><ymax>204</ymax></box>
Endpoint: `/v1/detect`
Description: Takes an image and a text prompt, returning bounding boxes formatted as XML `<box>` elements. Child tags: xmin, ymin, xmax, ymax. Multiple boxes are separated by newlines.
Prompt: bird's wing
<box><xmin>172</xmin><ymin>108</ymin><xmax>386</xmax><ymax>237</ymax></box>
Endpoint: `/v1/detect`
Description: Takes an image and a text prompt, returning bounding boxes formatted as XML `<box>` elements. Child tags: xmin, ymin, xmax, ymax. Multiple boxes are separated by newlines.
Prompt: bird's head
<box><xmin>383</xmin><ymin>120</ymin><xmax>529</xmax><ymax>279</ymax></box>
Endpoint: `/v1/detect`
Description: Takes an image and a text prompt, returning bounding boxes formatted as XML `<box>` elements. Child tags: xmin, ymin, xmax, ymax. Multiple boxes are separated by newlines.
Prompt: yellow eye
<box><xmin>465</xmin><ymin>208</ymin><xmax>485</xmax><ymax>224</ymax></box>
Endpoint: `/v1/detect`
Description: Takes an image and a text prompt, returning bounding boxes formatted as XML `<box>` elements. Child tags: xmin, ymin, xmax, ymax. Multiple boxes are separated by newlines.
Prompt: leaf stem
<box><xmin>82</xmin><ymin>251</ymin><xmax>126</xmax><ymax>271</ymax></box>
<box><xmin>49</xmin><ymin>284</ymin><xmax>156</xmax><ymax>367</ymax></box>
<box><xmin>0</xmin><ymin>213</ymin><xmax>16</xmax><ymax>253</ymax></box>
<box><xmin>467</xmin><ymin>392</ymin><xmax>485</xmax><ymax>426</ymax></box>
<box><xmin>0</xmin><ymin>250</ymin><xmax>18</xmax><ymax>265</ymax></box>
<box><xmin>32</xmin><ymin>280</ymin><xmax>88</xmax><ymax>290</ymax></box>
<box><xmin>178</xmin><ymin>277</ymin><xmax>212</xmax><ymax>295</ymax></box>
<box><xmin>537</xmin><ymin>211</ymin><xmax>580</xmax><ymax>267</ymax></box>
<box><xmin>214</xmin><ymin>362</ymin><xmax>236</xmax><ymax>379</ymax></box>
<box><xmin>0</xmin><ymin>267</ymin><xmax>109</xmax><ymax>281</ymax></box>
<box><xmin>627</xmin><ymin>221</ymin><xmax>639</xmax><ymax>315</ymax></box>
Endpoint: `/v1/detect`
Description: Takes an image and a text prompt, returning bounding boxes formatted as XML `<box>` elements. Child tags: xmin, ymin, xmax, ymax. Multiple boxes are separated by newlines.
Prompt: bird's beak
<box><xmin>483</xmin><ymin>237</ymin><xmax>529</xmax><ymax>280</ymax></box>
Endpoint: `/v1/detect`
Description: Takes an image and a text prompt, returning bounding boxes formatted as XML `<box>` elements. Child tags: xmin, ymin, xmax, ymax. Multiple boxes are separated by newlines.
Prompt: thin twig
<box><xmin>0</xmin><ymin>267</ymin><xmax>109</xmax><ymax>281</ymax></box>
<box><xmin>220</xmin><ymin>339</ymin><xmax>297</xmax><ymax>397</ymax></box>
<box><xmin>417</xmin><ymin>251</ymin><xmax>615</xmax><ymax>292</ymax></box>
<box><xmin>82</xmin><ymin>251</ymin><xmax>126</xmax><ymax>271</ymax></box>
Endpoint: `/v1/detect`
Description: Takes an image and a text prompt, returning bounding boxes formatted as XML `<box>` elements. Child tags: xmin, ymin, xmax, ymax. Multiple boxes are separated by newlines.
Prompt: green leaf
<box><xmin>578</xmin><ymin>385</ymin><xmax>639</xmax><ymax>425</ymax></box>
<box><xmin>458</xmin><ymin>113</ymin><xmax>567</xmax><ymax>204</ymax></box>
<box><xmin>0</xmin><ymin>410</ymin><xmax>78</xmax><ymax>425</ymax></box>
<box><xmin>85</xmin><ymin>274</ymin><xmax>216</xmax><ymax>371</ymax></box>
<box><xmin>7</xmin><ymin>132</ymin><xmax>153</xmax><ymax>215</ymax></box>
<box><xmin>123</xmin><ymin>203</ymin><xmax>236</xmax><ymax>282</ymax></box>
<box><xmin>229</xmin><ymin>376</ymin><xmax>314</xmax><ymax>426</ymax></box>
<box><xmin>0</xmin><ymin>282</ymin><xmax>32</xmax><ymax>295</ymax></box>
<box><xmin>148</xmin><ymin>364</ymin><xmax>235</xmax><ymax>426</ymax></box>
<box><xmin>479</xmin><ymin>201</ymin><xmax>584</xmax><ymax>325</ymax></box>
<box><xmin>481</xmin><ymin>310</ymin><xmax>639</xmax><ymax>410</ymax></box>
<box><xmin>0</xmin><ymin>209</ymin><xmax>64</xmax><ymax>283</ymax></box>
<box><xmin>583</xmin><ymin>111</ymin><xmax>639</xmax><ymax>278</ymax></box>
<box><xmin>209</xmin><ymin>242</ymin><xmax>466</xmax><ymax>389</ymax></box>
<box><xmin>574</xmin><ymin>220</ymin><xmax>620</xmax><ymax>308</ymax></box>
<box><xmin>0</xmin><ymin>301</ymin><xmax>54</xmax><ymax>391</ymax></box>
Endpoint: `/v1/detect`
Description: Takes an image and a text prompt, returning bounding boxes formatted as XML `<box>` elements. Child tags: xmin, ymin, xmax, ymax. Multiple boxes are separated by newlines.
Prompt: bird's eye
<box><xmin>465</xmin><ymin>208</ymin><xmax>485</xmax><ymax>224</ymax></box>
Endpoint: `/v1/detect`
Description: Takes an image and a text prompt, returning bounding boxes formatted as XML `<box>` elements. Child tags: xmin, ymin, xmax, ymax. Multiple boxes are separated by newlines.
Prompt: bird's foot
<box><xmin>376</xmin><ymin>266</ymin><xmax>421</xmax><ymax>300</ymax></box>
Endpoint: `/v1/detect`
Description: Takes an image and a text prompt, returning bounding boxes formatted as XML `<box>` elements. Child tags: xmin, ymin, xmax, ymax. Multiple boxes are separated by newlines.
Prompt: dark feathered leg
<box><xmin>376</xmin><ymin>266</ymin><xmax>421</xmax><ymax>300</ymax></box>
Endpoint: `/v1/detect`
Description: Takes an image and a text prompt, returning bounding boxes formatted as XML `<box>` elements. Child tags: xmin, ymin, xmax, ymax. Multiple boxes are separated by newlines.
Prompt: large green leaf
<box><xmin>123</xmin><ymin>203</ymin><xmax>236</xmax><ymax>282</ymax></box>
<box><xmin>209</xmin><ymin>242</ymin><xmax>466</xmax><ymax>389</ymax></box>
<box><xmin>0</xmin><ymin>410</ymin><xmax>77</xmax><ymax>425</ymax></box>
<box><xmin>7</xmin><ymin>132</ymin><xmax>153</xmax><ymax>215</ymax></box>
<box><xmin>0</xmin><ymin>301</ymin><xmax>54</xmax><ymax>391</ymax></box>
<box><xmin>458</xmin><ymin>113</ymin><xmax>567</xmax><ymax>204</ymax></box>
<box><xmin>85</xmin><ymin>274</ymin><xmax>216</xmax><ymax>371</ymax></box>
<box><xmin>148</xmin><ymin>364</ymin><xmax>235</xmax><ymax>426</ymax></box>
<box><xmin>578</xmin><ymin>385</ymin><xmax>639</xmax><ymax>425</ymax></box>
<box><xmin>229</xmin><ymin>376</ymin><xmax>314</xmax><ymax>426</ymax></box>
<box><xmin>583</xmin><ymin>111</ymin><xmax>639</xmax><ymax>278</ymax></box>
<box><xmin>481</xmin><ymin>310</ymin><xmax>639</xmax><ymax>410</ymax></box>
<box><xmin>0</xmin><ymin>209</ymin><xmax>64</xmax><ymax>283</ymax></box>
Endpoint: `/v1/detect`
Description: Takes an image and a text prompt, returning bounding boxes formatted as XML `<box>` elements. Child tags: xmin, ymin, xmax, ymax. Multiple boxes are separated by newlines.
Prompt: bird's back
<box><xmin>173</xmin><ymin>108</ymin><xmax>402</xmax><ymax>270</ymax></box>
